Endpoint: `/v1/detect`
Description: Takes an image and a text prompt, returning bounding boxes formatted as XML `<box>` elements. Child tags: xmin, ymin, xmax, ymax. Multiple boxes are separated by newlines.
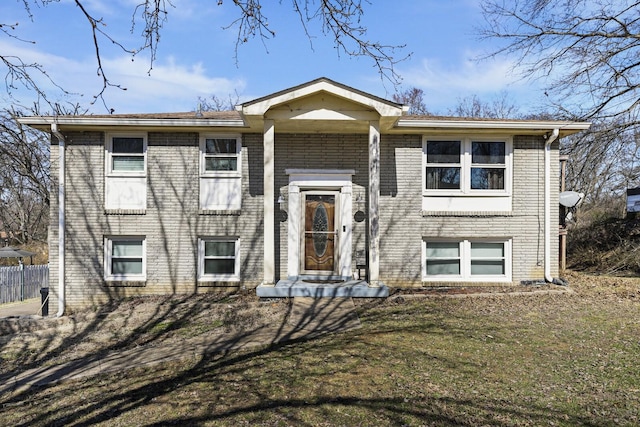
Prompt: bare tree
<box><xmin>0</xmin><ymin>108</ymin><xmax>50</xmax><ymax>243</ymax></box>
<box><xmin>196</xmin><ymin>93</ymin><xmax>241</xmax><ymax>112</ymax></box>
<box><xmin>480</xmin><ymin>0</ymin><xmax>640</xmax><ymax>204</ymax></box>
<box><xmin>480</xmin><ymin>0</ymin><xmax>640</xmax><ymax>124</ymax></box>
<box><xmin>448</xmin><ymin>92</ymin><xmax>520</xmax><ymax>119</ymax></box>
<box><xmin>3</xmin><ymin>0</ymin><xmax>409</xmax><ymax>109</ymax></box>
<box><xmin>0</xmin><ymin>102</ymin><xmax>84</xmax><ymax>244</ymax></box>
<box><xmin>392</xmin><ymin>87</ymin><xmax>430</xmax><ymax>115</ymax></box>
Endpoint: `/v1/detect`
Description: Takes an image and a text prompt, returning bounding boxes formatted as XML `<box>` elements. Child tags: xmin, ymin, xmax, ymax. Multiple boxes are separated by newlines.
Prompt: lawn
<box><xmin>1</xmin><ymin>271</ymin><xmax>639</xmax><ymax>426</ymax></box>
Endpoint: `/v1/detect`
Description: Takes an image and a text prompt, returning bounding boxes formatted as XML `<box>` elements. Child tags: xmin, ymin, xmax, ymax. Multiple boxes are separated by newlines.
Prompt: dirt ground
<box><xmin>1</xmin><ymin>271</ymin><xmax>638</xmax><ymax>377</ymax></box>
<box><xmin>0</xmin><ymin>293</ymin><xmax>289</xmax><ymax>375</ymax></box>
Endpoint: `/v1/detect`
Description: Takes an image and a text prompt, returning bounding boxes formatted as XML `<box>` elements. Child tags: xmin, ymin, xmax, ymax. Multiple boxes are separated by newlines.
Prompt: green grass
<box><xmin>1</xmin><ymin>272</ymin><xmax>640</xmax><ymax>426</ymax></box>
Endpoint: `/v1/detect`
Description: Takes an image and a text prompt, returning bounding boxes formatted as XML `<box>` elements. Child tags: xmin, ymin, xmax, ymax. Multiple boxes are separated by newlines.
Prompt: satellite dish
<box><xmin>559</xmin><ymin>191</ymin><xmax>584</xmax><ymax>208</ymax></box>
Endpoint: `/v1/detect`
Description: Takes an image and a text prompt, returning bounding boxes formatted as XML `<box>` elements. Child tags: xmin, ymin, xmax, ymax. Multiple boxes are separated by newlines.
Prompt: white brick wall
<box><xmin>50</xmin><ymin>130</ymin><xmax>561</xmax><ymax>310</ymax></box>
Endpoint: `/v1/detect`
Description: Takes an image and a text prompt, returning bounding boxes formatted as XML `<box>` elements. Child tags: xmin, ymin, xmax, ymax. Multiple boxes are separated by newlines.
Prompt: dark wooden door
<box><xmin>303</xmin><ymin>194</ymin><xmax>336</xmax><ymax>272</ymax></box>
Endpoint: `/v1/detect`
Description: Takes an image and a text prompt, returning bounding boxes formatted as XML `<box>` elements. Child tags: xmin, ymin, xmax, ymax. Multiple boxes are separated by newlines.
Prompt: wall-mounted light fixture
<box><xmin>354</xmin><ymin>192</ymin><xmax>366</xmax><ymax>223</ymax></box>
<box><xmin>355</xmin><ymin>192</ymin><xmax>364</xmax><ymax>210</ymax></box>
<box><xmin>277</xmin><ymin>192</ymin><xmax>288</xmax><ymax>222</ymax></box>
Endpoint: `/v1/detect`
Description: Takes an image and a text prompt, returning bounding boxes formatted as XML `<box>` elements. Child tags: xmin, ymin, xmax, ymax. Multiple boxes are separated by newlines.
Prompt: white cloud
<box><xmin>405</xmin><ymin>54</ymin><xmax>523</xmax><ymax>94</ymax></box>
<box><xmin>400</xmin><ymin>51</ymin><xmax>546</xmax><ymax>113</ymax></box>
<box><xmin>0</xmin><ymin>38</ymin><xmax>246</xmax><ymax>113</ymax></box>
<box><xmin>97</xmin><ymin>55</ymin><xmax>246</xmax><ymax>113</ymax></box>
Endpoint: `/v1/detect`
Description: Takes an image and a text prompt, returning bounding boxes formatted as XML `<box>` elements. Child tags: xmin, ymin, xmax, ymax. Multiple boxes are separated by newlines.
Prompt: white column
<box><xmin>368</xmin><ymin>121</ymin><xmax>381</xmax><ymax>286</ymax></box>
<box><xmin>263</xmin><ymin>120</ymin><xmax>276</xmax><ymax>286</ymax></box>
<box><xmin>339</xmin><ymin>184</ymin><xmax>353</xmax><ymax>278</ymax></box>
<box><xmin>287</xmin><ymin>185</ymin><xmax>301</xmax><ymax>278</ymax></box>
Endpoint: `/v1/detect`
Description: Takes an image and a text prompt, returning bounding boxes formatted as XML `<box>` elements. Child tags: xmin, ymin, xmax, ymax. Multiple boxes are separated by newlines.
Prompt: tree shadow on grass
<box><xmin>0</xmin><ymin>296</ymin><xmax>605</xmax><ymax>427</ymax></box>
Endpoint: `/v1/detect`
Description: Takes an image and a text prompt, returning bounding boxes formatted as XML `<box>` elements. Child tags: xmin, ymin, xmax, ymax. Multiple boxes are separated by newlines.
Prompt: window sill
<box><xmin>105</xmin><ymin>209</ymin><xmax>146</xmax><ymax>215</ymax></box>
<box><xmin>106</xmin><ymin>173</ymin><xmax>147</xmax><ymax>178</ymax></box>
<box><xmin>422</xmin><ymin>211</ymin><xmax>513</xmax><ymax>217</ymax></box>
<box><xmin>200</xmin><ymin>173</ymin><xmax>241</xmax><ymax>178</ymax></box>
<box><xmin>198</xmin><ymin>279</ymin><xmax>240</xmax><ymax>287</ymax></box>
<box><xmin>422</xmin><ymin>278</ymin><xmax>512</xmax><ymax>284</ymax></box>
<box><xmin>423</xmin><ymin>191</ymin><xmax>511</xmax><ymax>197</ymax></box>
<box><xmin>422</xmin><ymin>194</ymin><xmax>512</xmax><ymax>212</ymax></box>
<box><xmin>104</xmin><ymin>280</ymin><xmax>147</xmax><ymax>287</ymax></box>
<box><xmin>199</xmin><ymin>210</ymin><xmax>241</xmax><ymax>216</ymax></box>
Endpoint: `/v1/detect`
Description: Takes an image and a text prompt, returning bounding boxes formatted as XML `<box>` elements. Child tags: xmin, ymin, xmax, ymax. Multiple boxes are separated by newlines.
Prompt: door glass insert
<box><xmin>304</xmin><ymin>194</ymin><xmax>336</xmax><ymax>272</ymax></box>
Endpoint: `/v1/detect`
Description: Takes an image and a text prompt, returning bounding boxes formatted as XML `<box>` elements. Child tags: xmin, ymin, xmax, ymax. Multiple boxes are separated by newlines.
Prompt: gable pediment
<box><xmin>239</xmin><ymin>78</ymin><xmax>406</xmax><ymax>132</ymax></box>
<box><xmin>264</xmin><ymin>91</ymin><xmax>380</xmax><ymax>121</ymax></box>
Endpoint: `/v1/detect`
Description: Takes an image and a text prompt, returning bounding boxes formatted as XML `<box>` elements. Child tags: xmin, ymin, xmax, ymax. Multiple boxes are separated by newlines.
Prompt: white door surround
<box><xmin>285</xmin><ymin>169</ymin><xmax>354</xmax><ymax>280</ymax></box>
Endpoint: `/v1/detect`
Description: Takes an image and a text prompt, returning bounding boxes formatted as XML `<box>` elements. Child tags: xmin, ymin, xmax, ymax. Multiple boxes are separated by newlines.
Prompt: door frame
<box><xmin>300</xmin><ymin>190</ymin><xmax>340</xmax><ymax>276</ymax></box>
<box><xmin>285</xmin><ymin>169</ymin><xmax>354</xmax><ymax>280</ymax></box>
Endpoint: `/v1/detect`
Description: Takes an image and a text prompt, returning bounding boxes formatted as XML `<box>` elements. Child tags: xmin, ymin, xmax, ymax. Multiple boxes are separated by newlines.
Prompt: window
<box><xmin>423</xmin><ymin>239</ymin><xmax>511</xmax><ymax>282</ymax></box>
<box><xmin>198</xmin><ymin>238</ymin><xmax>240</xmax><ymax>281</ymax></box>
<box><xmin>423</xmin><ymin>137</ymin><xmax>510</xmax><ymax>195</ymax></box>
<box><xmin>105</xmin><ymin>237</ymin><xmax>146</xmax><ymax>281</ymax></box>
<box><xmin>471</xmin><ymin>141</ymin><xmax>505</xmax><ymax>190</ymax></box>
<box><xmin>426</xmin><ymin>141</ymin><xmax>461</xmax><ymax>190</ymax></box>
<box><xmin>199</xmin><ymin>134</ymin><xmax>242</xmax><ymax>210</ymax></box>
<box><xmin>105</xmin><ymin>133</ymin><xmax>147</xmax><ymax>211</ymax></box>
<box><xmin>200</xmin><ymin>136</ymin><xmax>241</xmax><ymax>176</ymax></box>
<box><xmin>425</xmin><ymin>241</ymin><xmax>461</xmax><ymax>275</ymax></box>
<box><xmin>107</xmin><ymin>134</ymin><xmax>146</xmax><ymax>175</ymax></box>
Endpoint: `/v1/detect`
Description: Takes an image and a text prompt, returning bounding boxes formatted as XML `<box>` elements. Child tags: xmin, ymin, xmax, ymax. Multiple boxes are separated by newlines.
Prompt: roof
<box><xmin>17</xmin><ymin>78</ymin><xmax>591</xmax><ymax>136</ymax></box>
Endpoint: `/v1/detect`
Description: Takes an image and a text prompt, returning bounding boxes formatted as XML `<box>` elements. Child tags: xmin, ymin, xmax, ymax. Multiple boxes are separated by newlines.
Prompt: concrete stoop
<box><xmin>256</xmin><ymin>278</ymin><xmax>389</xmax><ymax>298</ymax></box>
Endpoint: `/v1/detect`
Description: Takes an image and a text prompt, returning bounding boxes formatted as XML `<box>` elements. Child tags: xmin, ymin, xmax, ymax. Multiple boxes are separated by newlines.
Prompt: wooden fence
<box><xmin>0</xmin><ymin>265</ymin><xmax>49</xmax><ymax>304</ymax></box>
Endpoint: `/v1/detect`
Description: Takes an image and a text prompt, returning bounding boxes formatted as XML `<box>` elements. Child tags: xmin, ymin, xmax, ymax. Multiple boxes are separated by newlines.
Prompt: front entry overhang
<box><xmin>247</xmin><ymin>78</ymin><xmax>405</xmax><ymax>295</ymax></box>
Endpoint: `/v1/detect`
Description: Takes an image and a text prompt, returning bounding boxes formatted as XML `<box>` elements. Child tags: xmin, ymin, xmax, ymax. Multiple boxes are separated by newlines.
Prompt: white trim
<box><xmin>199</xmin><ymin>133</ymin><xmax>242</xmax><ymax>178</ymax></box>
<box><xmin>398</xmin><ymin>119</ymin><xmax>591</xmax><ymax>132</ymax></box>
<box><xmin>105</xmin><ymin>132</ymin><xmax>147</xmax><ymax>177</ymax></box>
<box><xmin>198</xmin><ymin>237</ymin><xmax>241</xmax><ymax>282</ymax></box>
<box><xmin>422</xmin><ymin>238</ymin><xmax>512</xmax><ymax>283</ymax></box>
<box><xmin>104</xmin><ymin>236</ymin><xmax>146</xmax><ymax>281</ymax></box>
<box><xmin>422</xmin><ymin>136</ymin><xmax>512</xmax><ymax>196</ymax></box>
<box><xmin>18</xmin><ymin>117</ymin><xmax>245</xmax><ymax>127</ymax></box>
<box><xmin>299</xmin><ymin>191</ymin><xmax>341</xmax><ymax>276</ymax></box>
<box><xmin>242</xmin><ymin>79</ymin><xmax>405</xmax><ymax>117</ymax></box>
<box><xmin>286</xmin><ymin>170</ymin><xmax>353</xmax><ymax>279</ymax></box>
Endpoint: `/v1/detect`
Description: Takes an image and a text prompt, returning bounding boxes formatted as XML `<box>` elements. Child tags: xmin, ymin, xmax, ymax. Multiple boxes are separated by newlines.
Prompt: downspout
<box><xmin>544</xmin><ymin>128</ymin><xmax>567</xmax><ymax>285</ymax></box>
<box><xmin>51</xmin><ymin>123</ymin><xmax>66</xmax><ymax>316</ymax></box>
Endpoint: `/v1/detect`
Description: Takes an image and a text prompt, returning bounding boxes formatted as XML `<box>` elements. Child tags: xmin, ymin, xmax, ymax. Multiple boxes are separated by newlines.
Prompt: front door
<box><xmin>302</xmin><ymin>192</ymin><xmax>338</xmax><ymax>275</ymax></box>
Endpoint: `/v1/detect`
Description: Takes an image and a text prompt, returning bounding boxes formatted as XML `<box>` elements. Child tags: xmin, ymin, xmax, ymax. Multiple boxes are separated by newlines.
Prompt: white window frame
<box><xmin>104</xmin><ymin>236</ymin><xmax>146</xmax><ymax>281</ymax></box>
<box><xmin>105</xmin><ymin>132</ymin><xmax>147</xmax><ymax>177</ymax></box>
<box><xmin>198</xmin><ymin>237</ymin><xmax>240</xmax><ymax>281</ymax></box>
<box><xmin>422</xmin><ymin>136</ymin><xmax>512</xmax><ymax>196</ymax></box>
<box><xmin>199</xmin><ymin>134</ymin><xmax>242</xmax><ymax>178</ymax></box>
<box><xmin>422</xmin><ymin>238</ymin><xmax>512</xmax><ymax>282</ymax></box>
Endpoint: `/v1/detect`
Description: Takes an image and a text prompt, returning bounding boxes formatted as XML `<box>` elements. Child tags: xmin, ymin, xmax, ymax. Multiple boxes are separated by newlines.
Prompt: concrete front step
<box><xmin>256</xmin><ymin>279</ymin><xmax>389</xmax><ymax>298</ymax></box>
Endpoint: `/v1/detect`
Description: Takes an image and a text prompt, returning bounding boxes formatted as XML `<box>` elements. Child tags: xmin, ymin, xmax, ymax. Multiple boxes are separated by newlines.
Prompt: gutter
<box><xmin>544</xmin><ymin>128</ymin><xmax>567</xmax><ymax>286</ymax></box>
<box><xmin>50</xmin><ymin>123</ymin><xmax>66</xmax><ymax>316</ymax></box>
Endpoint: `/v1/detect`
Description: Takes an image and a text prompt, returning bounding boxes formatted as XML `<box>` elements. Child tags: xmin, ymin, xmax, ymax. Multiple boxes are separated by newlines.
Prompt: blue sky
<box><xmin>1</xmin><ymin>0</ymin><xmax>548</xmax><ymax>114</ymax></box>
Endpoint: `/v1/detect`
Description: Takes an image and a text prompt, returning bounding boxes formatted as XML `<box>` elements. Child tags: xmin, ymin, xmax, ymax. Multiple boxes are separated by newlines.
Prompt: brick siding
<box><xmin>49</xmin><ymin>130</ymin><xmax>561</xmax><ymax>310</ymax></box>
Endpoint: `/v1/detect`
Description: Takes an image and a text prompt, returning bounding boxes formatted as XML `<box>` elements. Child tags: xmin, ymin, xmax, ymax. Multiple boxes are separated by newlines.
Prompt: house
<box><xmin>19</xmin><ymin>78</ymin><xmax>590</xmax><ymax>315</ymax></box>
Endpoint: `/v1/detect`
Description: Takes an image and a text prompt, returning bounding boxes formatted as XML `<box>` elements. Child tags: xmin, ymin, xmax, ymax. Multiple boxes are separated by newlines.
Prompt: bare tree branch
<box><xmin>3</xmin><ymin>1</ymin><xmax>409</xmax><ymax>110</ymax></box>
<box><xmin>480</xmin><ymin>0</ymin><xmax>640</xmax><ymax>205</ymax></box>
